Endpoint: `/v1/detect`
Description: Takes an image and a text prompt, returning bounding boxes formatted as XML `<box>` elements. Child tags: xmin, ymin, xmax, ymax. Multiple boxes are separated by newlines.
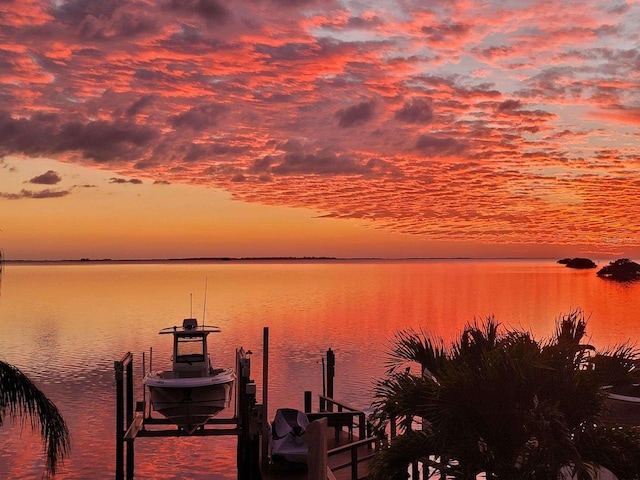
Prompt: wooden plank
<box><xmin>135</xmin><ymin>427</ymin><xmax>241</xmax><ymax>438</ymax></box>
<box><xmin>327</xmin><ymin>467</ymin><xmax>338</xmax><ymax>480</ymax></box>
<box><xmin>308</xmin><ymin>412</ymin><xmax>359</xmax><ymax>426</ymax></box>
<box><xmin>141</xmin><ymin>416</ymin><xmax>238</xmax><ymax>425</ymax></box>
<box><xmin>124</xmin><ymin>413</ymin><xmax>145</xmax><ymax>440</ymax></box>
<box><xmin>307</xmin><ymin>418</ymin><xmax>328</xmax><ymax>480</ymax></box>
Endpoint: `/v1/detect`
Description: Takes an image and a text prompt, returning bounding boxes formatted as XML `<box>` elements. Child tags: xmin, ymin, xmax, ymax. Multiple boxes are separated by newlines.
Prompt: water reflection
<box><xmin>0</xmin><ymin>248</ymin><xmax>4</xmax><ymax>296</ymax></box>
<box><xmin>1</xmin><ymin>260</ymin><xmax>639</xmax><ymax>478</ymax></box>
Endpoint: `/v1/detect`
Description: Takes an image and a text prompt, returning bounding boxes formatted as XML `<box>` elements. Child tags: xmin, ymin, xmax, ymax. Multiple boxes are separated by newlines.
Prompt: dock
<box><xmin>262</xmin><ymin>427</ymin><xmax>376</xmax><ymax>480</ymax></box>
<box><xmin>115</xmin><ymin>327</ymin><xmax>378</xmax><ymax>480</ymax></box>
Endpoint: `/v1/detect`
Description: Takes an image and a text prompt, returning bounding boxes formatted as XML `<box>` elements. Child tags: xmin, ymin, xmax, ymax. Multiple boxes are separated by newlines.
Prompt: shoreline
<box><xmin>2</xmin><ymin>256</ymin><xmax>562</xmax><ymax>265</ymax></box>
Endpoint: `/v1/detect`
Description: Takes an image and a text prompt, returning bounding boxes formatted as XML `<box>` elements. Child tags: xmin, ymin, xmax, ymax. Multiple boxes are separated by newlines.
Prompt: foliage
<box><xmin>564</xmin><ymin>258</ymin><xmax>597</xmax><ymax>269</ymax></box>
<box><xmin>370</xmin><ymin>310</ymin><xmax>640</xmax><ymax>480</ymax></box>
<box><xmin>0</xmin><ymin>360</ymin><xmax>70</xmax><ymax>477</ymax></box>
<box><xmin>597</xmin><ymin>259</ymin><xmax>640</xmax><ymax>281</ymax></box>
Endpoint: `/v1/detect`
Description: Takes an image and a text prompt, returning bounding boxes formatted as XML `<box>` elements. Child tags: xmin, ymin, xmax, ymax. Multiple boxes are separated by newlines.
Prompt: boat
<box><xmin>143</xmin><ymin>318</ymin><xmax>235</xmax><ymax>434</ymax></box>
<box><xmin>269</xmin><ymin>408</ymin><xmax>309</xmax><ymax>463</ymax></box>
<box><xmin>601</xmin><ymin>384</ymin><xmax>640</xmax><ymax>426</ymax></box>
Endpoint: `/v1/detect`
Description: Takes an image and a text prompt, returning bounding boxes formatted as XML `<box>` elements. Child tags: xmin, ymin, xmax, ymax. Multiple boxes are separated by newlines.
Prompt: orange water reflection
<box><xmin>0</xmin><ymin>260</ymin><xmax>639</xmax><ymax>478</ymax></box>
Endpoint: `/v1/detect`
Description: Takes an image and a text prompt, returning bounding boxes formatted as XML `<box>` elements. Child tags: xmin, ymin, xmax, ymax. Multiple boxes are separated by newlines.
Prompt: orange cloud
<box><xmin>1</xmin><ymin>0</ymin><xmax>639</xmax><ymax>255</ymax></box>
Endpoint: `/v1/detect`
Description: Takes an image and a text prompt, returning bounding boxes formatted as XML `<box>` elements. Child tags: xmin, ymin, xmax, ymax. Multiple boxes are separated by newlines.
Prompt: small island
<box><xmin>558</xmin><ymin>257</ymin><xmax>597</xmax><ymax>269</ymax></box>
<box><xmin>597</xmin><ymin>258</ymin><xmax>640</xmax><ymax>281</ymax></box>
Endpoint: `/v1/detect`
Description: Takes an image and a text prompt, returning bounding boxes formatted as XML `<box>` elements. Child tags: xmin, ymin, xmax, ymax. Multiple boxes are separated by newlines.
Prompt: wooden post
<box><xmin>237</xmin><ymin>350</ymin><xmax>260</xmax><ymax>480</ymax></box>
<box><xmin>358</xmin><ymin>412</ymin><xmax>366</xmax><ymax>442</ymax></box>
<box><xmin>260</xmin><ymin>327</ymin><xmax>269</xmax><ymax>465</ymax></box>
<box><xmin>304</xmin><ymin>391</ymin><xmax>312</xmax><ymax>413</ymax></box>
<box><xmin>261</xmin><ymin>327</ymin><xmax>269</xmax><ymax>469</ymax></box>
<box><xmin>115</xmin><ymin>360</ymin><xmax>124</xmax><ymax>480</ymax></box>
<box><xmin>326</xmin><ymin>348</ymin><xmax>335</xmax><ymax>412</ymax></box>
<box><xmin>350</xmin><ymin>445</ymin><xmax>358</xmax><ymax>480</ymax></box>
<box><xmin>237</xmin><ymin>351</ymin><xmax>249</xmax><ymax>479</ymax></box>
<box><xmin>115</xmin><ymin>352</ymin><xmax>133</xmax><ymax>480</ymax></box>
<box><xmin>322</xmin><ymin>358</ymin><xmax>326</xmax><ymax>396</ymax></box>
<box><xmin>126</xmin><ymin>359</ymin><xmax>134</xmax><ymax>480</ymax></box>
<box><xmin>307</xmin><ymin>417</ymin><xmax>328</xmax><ymax>480</ymax></box>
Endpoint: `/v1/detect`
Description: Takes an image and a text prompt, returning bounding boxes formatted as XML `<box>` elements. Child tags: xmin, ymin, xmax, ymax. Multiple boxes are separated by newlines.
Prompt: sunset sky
<box><xmin>1</xmin><ymin>0</ymin><xmax>639</xmax><ymax>260</ymax></box>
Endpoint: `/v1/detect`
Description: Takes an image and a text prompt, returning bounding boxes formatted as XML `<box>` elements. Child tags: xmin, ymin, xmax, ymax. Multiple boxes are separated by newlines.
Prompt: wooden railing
<box><xmin>305</xmin><ymin>391</ymin><xmax>378</xmax><ymax>480</ymax></box>
<box><xmin>327</xmin><ymin>436</ymin><xmax>378</xmax><ymax>480</ymax></box>
<box><xmin>308</xmin><ymin>394</ymin><xmax>367</xmax><ymax>441</ymax></box>
<box><xmin>387</xmin><ymin>413</ymin><xmax>451</xmax><ymax>479</ymax></box>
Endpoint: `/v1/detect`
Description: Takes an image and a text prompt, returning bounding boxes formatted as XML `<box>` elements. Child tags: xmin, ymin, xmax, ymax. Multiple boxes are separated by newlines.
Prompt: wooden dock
<box><xmin>115</xmin><ymin>327</ymin><xmax>378</xmax><ymax>480</ymax></box>
<box><xmin>261</xmin><ymin>420</ymin><xmax>377</xmax><ymax>480</ymax></box>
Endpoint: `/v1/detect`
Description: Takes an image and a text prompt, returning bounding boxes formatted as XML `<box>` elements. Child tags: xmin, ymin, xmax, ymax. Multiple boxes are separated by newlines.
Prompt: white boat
<box><xmin>601</xmin><ymin>384</ymin><xmax>640</xmax><ymax>426</ymax></box>
<box><xmin>143</xmin><ymin>318</ymin><xmax>235</xmax><ymax>433</ymax></box>
<box><xmin>269</xmin><ymin>408</ymin><xmax>309</xmax><ymax>463</ymax></box>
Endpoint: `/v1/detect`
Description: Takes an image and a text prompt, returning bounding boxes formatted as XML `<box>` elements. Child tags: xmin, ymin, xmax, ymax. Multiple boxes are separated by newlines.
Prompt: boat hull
<box><xmin>145</xmin><ymin>369</ymin><xmax>235</xmax><ymax>433</ymax></box>
<box><xmin>602</xmin><ymin>384</ymin><xmax>640</xmax><ymax>426</ymax></box>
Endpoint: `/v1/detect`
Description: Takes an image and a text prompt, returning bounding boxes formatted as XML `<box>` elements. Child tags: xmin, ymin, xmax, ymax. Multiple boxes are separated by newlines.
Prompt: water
<box><xmin>1</xmin><ymin>260</ymin><xmax>639</xmax><ymax>478</ymax></box>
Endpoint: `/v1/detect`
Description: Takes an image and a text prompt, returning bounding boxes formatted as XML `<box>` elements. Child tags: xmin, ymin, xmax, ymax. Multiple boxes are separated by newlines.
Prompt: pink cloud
<box><xmin>1</xmin><ymin>0</ymin><xmax>639</xmax><ymax>251</ymax></box>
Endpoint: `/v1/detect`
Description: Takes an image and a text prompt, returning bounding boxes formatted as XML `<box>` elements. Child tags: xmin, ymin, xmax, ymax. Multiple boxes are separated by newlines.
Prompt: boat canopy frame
<box><xmin>157</xmin><ymin>318</ymin><xmax>223</xmax><ymax>374</ymax></box>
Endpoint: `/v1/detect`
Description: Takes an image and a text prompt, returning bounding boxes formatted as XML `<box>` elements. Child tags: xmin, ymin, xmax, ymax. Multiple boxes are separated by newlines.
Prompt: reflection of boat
<box><xmin>270</xmin><ymin>408</ymin><xmax>309</xmax><ymax>463</ymax></box>
<box><xmin>601</xmin><ymin>384</ymin><xmax>640</xmax><ymax>426</ymax></box>
<box><xmin>143</xmin><ymin>318</ymin><xmax>235</xmax><ymax>434</ymax></box>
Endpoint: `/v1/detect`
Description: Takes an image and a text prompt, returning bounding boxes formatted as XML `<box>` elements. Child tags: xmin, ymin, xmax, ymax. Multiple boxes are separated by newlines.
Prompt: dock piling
<box><xmin>115</xmin><ymin>352</ymin><xmax>134</xmax><ymax>480</ymax></box>
<box><xmin>326</xmin><ymin>348</ymin><xmax>335</xmax><ymax>411</ymax></box>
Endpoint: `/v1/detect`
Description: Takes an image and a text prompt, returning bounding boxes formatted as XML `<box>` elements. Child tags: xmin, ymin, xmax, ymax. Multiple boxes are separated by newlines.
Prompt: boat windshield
<box><xmin>176</xmin><ymin>335</ymin><xmax>205</xmax><ymax>363</ymax></box>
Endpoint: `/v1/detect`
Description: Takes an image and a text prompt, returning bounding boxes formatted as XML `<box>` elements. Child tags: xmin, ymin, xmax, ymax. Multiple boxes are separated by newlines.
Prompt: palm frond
<box><xmin>451</xmin><ymin>316</ymin><xmax>501</xmax><ymax>368</ymax></box>
<box><xmin>0</xmin><ymin>361</ymin><xmax>71</xmax><ymax>476</ymax></box>
<box><xmin>591</xmin><ymin>343</ymin><xmax>640</xmax><ymax>386</ymax></box>
<box><xmin>368</xmin><ymin>429</ymin><xmax>453</xmax><ymax>480</ymax></box>
<box><xmin>371</xmin><ymin>313</ymin><xmax>640</xmax><ymax>479</ymax></box>
<box><xmin>574</xmin><ymin>423</ymin><xmax>640</xmax><ymax>479</ymax></box>
<box><xmin>385</xmin><ymin>327</ymin><xmax>447</xmax><ymax>378</ymax></box>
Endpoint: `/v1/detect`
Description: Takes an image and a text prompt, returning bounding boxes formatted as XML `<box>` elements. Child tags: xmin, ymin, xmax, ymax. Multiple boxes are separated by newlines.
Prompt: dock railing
<box><xmin>386</xmin><ymin>413</ymin><xmax>452</xmax><ymax>479</ymax></box>
<box><xmin>327</xmin><ymin>436</ymin><xmax>379</xmax><ymax>480</ymax></box>
<box><xmin>305</xmin><ymin>391</ymin><xmax>379</xmax><ymax>480</ymax></box>
<box><xmin>307</xmin><ymin>394</ymin><xmax>367</xmax><ymax>441</ymax></box>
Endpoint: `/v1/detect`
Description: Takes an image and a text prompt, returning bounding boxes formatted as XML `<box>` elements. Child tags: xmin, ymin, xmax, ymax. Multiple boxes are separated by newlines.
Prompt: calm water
<box><xmin>1</xmin><ymin>260</ymin><xmax>639</xmax><ymax>479</ymax></box>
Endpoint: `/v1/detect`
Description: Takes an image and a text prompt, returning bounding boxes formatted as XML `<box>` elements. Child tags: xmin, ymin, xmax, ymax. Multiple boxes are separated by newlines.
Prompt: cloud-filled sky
<box><xmin>1</xmin><ymin>0</ymin><xmax>640</xmax><ymax>259</ymax></box>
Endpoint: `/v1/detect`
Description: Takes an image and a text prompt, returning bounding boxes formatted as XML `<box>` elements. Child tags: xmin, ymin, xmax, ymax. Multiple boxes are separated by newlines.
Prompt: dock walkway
<box><xmin>262</xmin><ymin>426</ymin><xmax>376</xmax><ymax>480</ymax></box>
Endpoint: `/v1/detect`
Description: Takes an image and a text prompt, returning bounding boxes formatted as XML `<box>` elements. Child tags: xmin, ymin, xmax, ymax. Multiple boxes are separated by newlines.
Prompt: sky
<box><xmin>1</xmin><ymin>0</ymin><xmax>639</xmax><ymax>260</ymax></box>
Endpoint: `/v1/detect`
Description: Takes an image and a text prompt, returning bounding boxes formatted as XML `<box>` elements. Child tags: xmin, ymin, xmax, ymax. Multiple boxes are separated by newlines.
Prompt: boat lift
<box><xmin>116</xmin><ymin>328</ymin><xmax>377</xmax><ymax>480</ymax></box>
<box><xmin>115</xmin><ymin>328</ymin><xmax>269</xmax><ymax>480</ymax></box>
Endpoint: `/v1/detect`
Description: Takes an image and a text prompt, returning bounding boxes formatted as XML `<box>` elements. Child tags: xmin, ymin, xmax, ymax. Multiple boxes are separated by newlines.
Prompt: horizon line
<box><xmin>1</xmin><ymin>255</ymin><xmax>613</xmax><ymax>264</ymax></box>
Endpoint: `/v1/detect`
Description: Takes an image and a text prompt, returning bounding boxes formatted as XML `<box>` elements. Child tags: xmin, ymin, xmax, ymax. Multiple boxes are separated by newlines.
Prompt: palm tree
<box><xmin>1</xmin><ymin>360</ymin><xmax>70</xmax><ymax>477</ymax></box>
<box><xmin>370</xmin><ymin>310</ymin><xmax>640</xmax><ymax>479</ymax></box>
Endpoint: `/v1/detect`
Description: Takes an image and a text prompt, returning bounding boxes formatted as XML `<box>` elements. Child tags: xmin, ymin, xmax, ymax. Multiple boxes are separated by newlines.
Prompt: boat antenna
<box><xmin>190</xmin><ymin>293</ymin><xmax>193</xmax><ymax>318</ymax></box>
<box><xmin>202</xmin><ymin>277</ymin><xmax>208</xmax><ymax>324</ymax></box>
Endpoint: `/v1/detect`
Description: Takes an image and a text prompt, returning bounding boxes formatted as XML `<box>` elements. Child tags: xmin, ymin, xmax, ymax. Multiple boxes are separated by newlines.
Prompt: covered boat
<box><xmin>143</xmin><ymin>318</ymin><xmax>235</xmax><ymax>433</ymax></box>
<box><xmin>270</xmin><ymin>408</ymin><xmax>309</xmax><ymax>463</ymax></box>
